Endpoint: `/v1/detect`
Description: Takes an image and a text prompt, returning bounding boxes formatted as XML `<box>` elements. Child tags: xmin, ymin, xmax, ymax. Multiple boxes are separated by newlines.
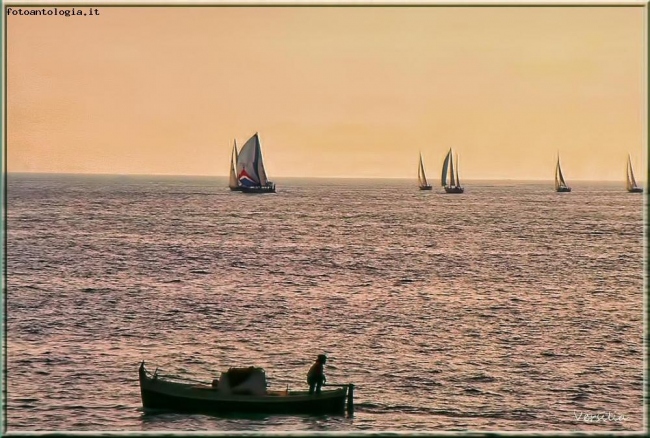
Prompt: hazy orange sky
<box><xmin>5</xmin><ymin>4</ymin><xmax>647</xmax><ymax>180</ymax></box>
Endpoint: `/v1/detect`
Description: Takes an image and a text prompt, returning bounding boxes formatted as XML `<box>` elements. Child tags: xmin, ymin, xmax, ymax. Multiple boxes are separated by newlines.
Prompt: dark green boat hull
<box><xmin>139</xmin><ymin>362</ymin><xmax>349</xmax><ymax>415</ymax></box>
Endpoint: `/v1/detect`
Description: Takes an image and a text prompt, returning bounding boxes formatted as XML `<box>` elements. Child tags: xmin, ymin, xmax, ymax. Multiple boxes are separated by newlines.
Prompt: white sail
<box><xmin>236</xmin><ymin>133</ymin><xmax>271</xmax><ymax>188</ymax></box>
<box><xmin>256</xmin><ymin>134</ymin><xmax>268</xmax><ymax>186</ymax></box>
<box><xmin>555</xmin><ymin>154</ymin><xmax>570</xmax><ymax>191</ymax></box>
<box><xmin>626</xmin><ymin>156</ymin><xmax>632</xmax><ymax>191</ymax></box>
<box><xmin>449</xmin><ymin>153</ymin><xmax>456</xmax><ymax>188</ymax></box>
<box><xmin>441</xmin><ymin>149</ymin><xmax>451</xmax><ymax>187</ymax></box>
<box><xmin>627</xmin><ymin>154</ymin><xmax>638</xmax><ymax>190</ymax></box>
<box><xmin>455</xmin><ymin>153</ymin><xmax>461</xmax><ymax>187</ymax></box>
<box><xmin>237</xmin><ymin>134</ymin><xmax>261</xmax><ymax>186</ymax></box>
<box><xmin>228</xmin><ymin>139</ymin><xmax>239</xmax><ymax>189</ymax></box>
<box><xmin>418</xmin><ymin>153</ymin><xmax>429</xmax><ymax>188</ymax></box>
<box><xmin>558</xmin><ymin>161</ymin><xmax>567</xmax><ymax>187</ymax></box>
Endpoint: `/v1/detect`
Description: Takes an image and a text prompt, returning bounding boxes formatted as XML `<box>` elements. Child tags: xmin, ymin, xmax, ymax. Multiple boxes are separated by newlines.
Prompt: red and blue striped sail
<box><xmin>238</xmin><ymin>168</ymin><xmax>258</xmax><ymax>187</ymax></box>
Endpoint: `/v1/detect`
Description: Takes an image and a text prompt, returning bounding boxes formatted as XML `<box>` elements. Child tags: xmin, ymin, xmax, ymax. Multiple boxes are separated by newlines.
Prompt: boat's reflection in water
<box><xmin>139</xmin><ymin>407</ymin><xmax>354</xmax><ymax>431</ymax></box>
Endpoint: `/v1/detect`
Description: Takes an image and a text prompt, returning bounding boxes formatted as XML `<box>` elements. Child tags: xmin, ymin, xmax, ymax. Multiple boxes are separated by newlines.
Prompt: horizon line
<box><xmin>5</xmin><ymin>171</ymin><xmax>644</xmax><ymax>183</ymax></box>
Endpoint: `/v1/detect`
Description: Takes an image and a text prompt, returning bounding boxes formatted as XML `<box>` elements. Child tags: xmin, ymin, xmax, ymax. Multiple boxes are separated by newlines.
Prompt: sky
<box><xmin>5</xmin><ymin>3</ymin><xmax>647</xmax><ymax>181</ymax></box>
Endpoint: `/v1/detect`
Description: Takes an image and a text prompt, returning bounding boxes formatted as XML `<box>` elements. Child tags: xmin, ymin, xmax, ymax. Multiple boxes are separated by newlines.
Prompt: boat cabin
<box><xmin>215</xmin><ymin>367</ymin><xmax>267</xmax><ymax>396</ymax></box>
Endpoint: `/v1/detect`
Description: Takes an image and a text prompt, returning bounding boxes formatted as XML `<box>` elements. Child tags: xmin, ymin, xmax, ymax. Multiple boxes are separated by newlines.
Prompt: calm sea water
<box><xmin>4</xmin><ymin>173</ymin><xmax>646</xmax><ymax>432</ymax></box>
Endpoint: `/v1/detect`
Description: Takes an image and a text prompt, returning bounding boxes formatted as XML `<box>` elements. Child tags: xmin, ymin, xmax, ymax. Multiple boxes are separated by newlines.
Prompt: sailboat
<box><xmin>554</xmin><ymin>154</ymin><xmax>571</xmax><ymax>192</ymax></box>
<box><xmin>418</xmin><ymin>153</ymin><xmax>432</xmax><ymax>190</ymax></box>
<box><xmin>626</xmin><ymin>154</ymin><xmax>643</xmax><ymax>193</ymax></box>
<box><xmin>228</xmin><ymin>139</ymin><xmax>242</xmax><ymax>191</ymax></box>
<box><xmin>441</xmin><ymin>148</ymin><xmax>464</xmax><ymax>194</ymax></box>
<box><xmin>236</xmin><ymin>132</ymin><xmax>276</xmax><ymax>193</ymax></box>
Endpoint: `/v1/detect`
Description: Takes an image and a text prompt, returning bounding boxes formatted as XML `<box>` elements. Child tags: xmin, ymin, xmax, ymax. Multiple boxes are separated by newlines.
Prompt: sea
<box><xmin>3</xmin><ymin>173</ymin><xmax>646</xmax><ymax>432</ymax></box>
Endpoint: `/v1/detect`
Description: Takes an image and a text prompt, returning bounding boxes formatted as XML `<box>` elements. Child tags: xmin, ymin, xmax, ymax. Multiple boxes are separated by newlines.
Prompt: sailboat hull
<box><xmin>419</xmin><ymin>185</ymin><xmax>432</xmax><ymax>191</ymax></box>
<box><xmin>444</xmin><ymin>186</ymin><xmax>464</xmax><ymax>194</ymax></box>
<box><xmin>628</xmin><ymin>187</ymin><xmax>643</xmax><ymax>193</ymax></box>
<box><xmin>230</xmin><ymin>186</ymin><xmax>244</xmax><ymax>192</ymax></box>
<box><xmin>555</xmin><ymin>187</ymin><xmax>571</xmax><ymax>193</ymax></box>
<box><xmin>241</xmin><ymin>184</ymin><xmax>276</xmax><ymax>194</ymax></box>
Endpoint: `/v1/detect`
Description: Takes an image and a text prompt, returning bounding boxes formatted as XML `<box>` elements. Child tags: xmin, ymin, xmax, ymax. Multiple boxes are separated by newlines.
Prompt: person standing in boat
<box><xmin>307</xmin><ymin>354</ymin><xmax>327</xmax><ymax>395</ymax></box>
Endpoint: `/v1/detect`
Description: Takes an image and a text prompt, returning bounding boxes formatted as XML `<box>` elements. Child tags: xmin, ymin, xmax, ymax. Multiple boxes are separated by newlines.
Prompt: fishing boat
<box><xmin>138</xmin><ymin>361</ymin><xmax>354</xmax><ymax>416</ymax></box>
<box><xmin>418</xmin><ymin>153</ymin><xmax>432</xmax><ymax>190</ymax></box>
<box><xmin>626</xmin><ymin>154</ymin><xmax>643</xmax><ymax>193</ymax></box>
<box><xmin>554</xmin><ymin>154</ymin><xmax>571</xmax><ymax>192</ymax></box>
<box><xmin>236</xmin><ymin>133</ymin><xmax>276</xmax><ymax>193</ymax></box>
<box><xmin>441</xmin><ymin>148</ymin><xmax>464</xmax><ymax>193</ymax></box>
<box><xmin>228</xmin><ymin>139</ymin><xmax>242</xmax><ymax>191</ymax></box>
